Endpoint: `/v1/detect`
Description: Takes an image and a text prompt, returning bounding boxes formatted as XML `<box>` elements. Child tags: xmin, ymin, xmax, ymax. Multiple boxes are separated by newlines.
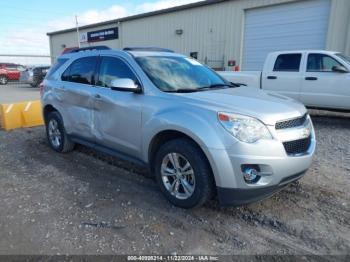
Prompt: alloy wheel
<box><xmin>161</xmin><ymin>153</ymin><xmax>196</xmax><ymax>200</ymax></box>
<box><xmin>48</xmin><ymin>119</ymin><xmax>62</xmax><ymax>148</ymax></box>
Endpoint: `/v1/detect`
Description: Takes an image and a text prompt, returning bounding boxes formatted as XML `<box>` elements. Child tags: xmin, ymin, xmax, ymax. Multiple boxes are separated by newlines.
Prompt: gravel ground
<box><xmin>0</xmin><ymin>110</ymin><xmax>349</xmax><ymax>257</ymax></box>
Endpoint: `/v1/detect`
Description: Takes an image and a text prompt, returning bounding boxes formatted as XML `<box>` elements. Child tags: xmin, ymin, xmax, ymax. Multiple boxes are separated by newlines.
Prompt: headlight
<box><xmin>218</xmin><ymin>112</ymin><xmax>272</xmax><ymax>143</ymax></box>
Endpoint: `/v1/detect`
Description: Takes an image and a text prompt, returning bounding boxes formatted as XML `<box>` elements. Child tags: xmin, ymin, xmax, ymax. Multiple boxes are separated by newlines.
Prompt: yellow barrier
<box><xmin>0</xmin><ymin>100</ymin><xmax>44</xmax><ymax>131</ymax></box>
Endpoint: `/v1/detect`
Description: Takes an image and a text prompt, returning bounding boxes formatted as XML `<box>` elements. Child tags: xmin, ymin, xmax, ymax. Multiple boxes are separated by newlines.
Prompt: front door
<box><xmin>92</xmin><ymin>56</ymin><xmax>143</xmax><ymax>158</ymax></box>
<box><xmin>301</xmin><ymin>53</ymin><xmax>350</xmax><ymax>109</ymax></box>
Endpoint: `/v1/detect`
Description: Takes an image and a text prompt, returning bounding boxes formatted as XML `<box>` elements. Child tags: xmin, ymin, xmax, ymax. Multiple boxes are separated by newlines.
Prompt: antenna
<box><xmin>75</xmin><ymin>15</ymin><xmax>81</xmax><ymax>48</ymax></box>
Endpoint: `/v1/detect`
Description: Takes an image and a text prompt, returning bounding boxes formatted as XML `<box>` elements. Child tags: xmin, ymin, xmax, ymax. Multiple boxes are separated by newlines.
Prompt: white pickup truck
<box><xmin>218</xmin><ymin>50</ymin><xmax>350</xmax><ymax>111</ymax></box>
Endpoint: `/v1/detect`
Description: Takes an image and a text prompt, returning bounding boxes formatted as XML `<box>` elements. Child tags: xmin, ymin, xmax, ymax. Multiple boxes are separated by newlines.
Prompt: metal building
<box><xmin>47</xmin><ymin>0</ymin><xmax>350</xmax><ymax>70</ymax></box>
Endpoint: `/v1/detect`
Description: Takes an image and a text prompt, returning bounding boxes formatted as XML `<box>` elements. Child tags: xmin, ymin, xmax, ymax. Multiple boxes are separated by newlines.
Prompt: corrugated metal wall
<box><xmin>242</xmin><ymin>0</ymin><xmax>331</xmax><ymax>70</ymax></box>
<box><xmin>49</xmin><ymin>0</ymin><xmax>350</xmax><ymax>68</ymax></box>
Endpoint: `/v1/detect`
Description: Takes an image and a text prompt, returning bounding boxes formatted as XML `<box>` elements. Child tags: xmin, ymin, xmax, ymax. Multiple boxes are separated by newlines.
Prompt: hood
<box><xmin>175</xmin><ymin>87</ymin><xmax>307</xmax><ymax>125</ymax></box>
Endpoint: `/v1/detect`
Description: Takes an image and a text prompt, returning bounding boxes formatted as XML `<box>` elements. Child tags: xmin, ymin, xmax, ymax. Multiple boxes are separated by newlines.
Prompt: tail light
<box><xmin>234</xmin><ymin>66</ymin><xmax>240</xmax><ymax>71</ymax></box>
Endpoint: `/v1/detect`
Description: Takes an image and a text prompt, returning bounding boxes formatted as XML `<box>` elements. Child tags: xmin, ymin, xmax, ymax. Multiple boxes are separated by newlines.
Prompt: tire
<box><xmin>0</xmin><ymin>75</ymin><xmax>8</xmax><ymax>85</ymax></box>
<box><xmin>45</xmin><ymin>111</ymin><xmax>75</xmax><ymax>153</ymax></box>
<box><xmin>154</xmin><ymin>138</ymin><xmax>215</xmax><ymax>208</ymax></box>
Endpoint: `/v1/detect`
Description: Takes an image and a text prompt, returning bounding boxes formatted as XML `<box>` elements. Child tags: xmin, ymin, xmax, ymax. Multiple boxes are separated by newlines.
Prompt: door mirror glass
<box><xmin>332</xmin><ymin>65</ymin><xmax>348</xmax><ymax>73</ymax></box>
<box><xmin>110</xmin><ymin>78</ymin><xmax>140</xmax><ymax>92</ymax></box>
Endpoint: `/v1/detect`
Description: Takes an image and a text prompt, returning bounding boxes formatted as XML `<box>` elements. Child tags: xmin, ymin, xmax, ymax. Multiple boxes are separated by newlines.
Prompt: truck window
<box><xmin>273</xmin><ymin>54</ymin><xmax>301</xmax><ymax>72</ymax></box>
<box><xmin>307</xmin><ymin>54</ymin><xmax>343</xmax><ymax>72</ymax></box>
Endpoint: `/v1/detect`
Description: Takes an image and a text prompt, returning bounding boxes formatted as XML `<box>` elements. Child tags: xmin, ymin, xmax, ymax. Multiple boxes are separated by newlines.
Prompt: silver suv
<box><xmin>41</xmin><ymin>46</ymin><xmax>316</xmax><ymax>208</ymax></box>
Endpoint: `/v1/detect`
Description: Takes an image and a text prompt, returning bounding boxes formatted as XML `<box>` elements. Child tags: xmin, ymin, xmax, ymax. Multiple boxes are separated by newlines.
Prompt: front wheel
<box><xmin>154</xmin><ymin>138</ymin><xmax>215</xmax><ymax>208</ymax></box>
<box><xmin>0</xmin><ymin>75</ymin><xmax>8</xmax><ymax>85</ymax></box>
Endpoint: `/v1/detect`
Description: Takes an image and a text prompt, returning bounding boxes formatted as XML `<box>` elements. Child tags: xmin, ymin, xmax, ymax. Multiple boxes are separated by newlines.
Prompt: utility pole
<box><xmin>75</xmin><ymin>15</ymin><xmax>81</xmax><ymax>48</ymax></box>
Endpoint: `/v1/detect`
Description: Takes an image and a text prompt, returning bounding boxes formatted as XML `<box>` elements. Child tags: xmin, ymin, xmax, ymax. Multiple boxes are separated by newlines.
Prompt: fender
<box><xmin>141</xmin><ymin>106</ymin><xmax>237</xmax><ymax>162</ymax></box>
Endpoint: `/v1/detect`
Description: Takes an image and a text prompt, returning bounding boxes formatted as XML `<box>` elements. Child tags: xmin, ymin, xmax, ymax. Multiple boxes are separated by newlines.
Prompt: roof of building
<box><xmin>47</xmin><ymin>0</ymin><xmax>229</xmax><ymax>36</ymax></box>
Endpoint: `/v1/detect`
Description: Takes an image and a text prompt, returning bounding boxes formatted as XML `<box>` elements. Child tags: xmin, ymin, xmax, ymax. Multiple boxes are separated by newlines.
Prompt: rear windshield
<box><xmin>46</xmin><ymin>58</ymin><xmax>68</xmax><ymax>79</ymax></box>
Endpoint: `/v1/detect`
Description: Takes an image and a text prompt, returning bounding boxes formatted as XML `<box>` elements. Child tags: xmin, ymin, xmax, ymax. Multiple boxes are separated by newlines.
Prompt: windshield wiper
<box><xmin>164</xmin><ymin>88</ymin><xmax>200</xmax><ymax>93</ymax></box>
<box><xmin>163</xmin><ymin>83</ymin><xmax>238</xmax><ymax>93</ymax></box>
<box><xmin>197</xmin><ymin>83</ymin><xmax>237</xmax><ymax>90</ymax></box>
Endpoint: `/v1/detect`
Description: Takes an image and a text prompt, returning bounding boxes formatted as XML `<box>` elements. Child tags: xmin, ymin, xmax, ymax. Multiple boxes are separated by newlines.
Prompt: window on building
<box><xmin>97</xmin><ymin>56</ymin><xmax>138</xmax><ymax>88</ymax></box>
<box><xmin>273</xmin><ymin>54</ymin><xmax>302</xmax><ymax>72</ymax></box>
<box><xmin>61</xmin><ymin>56</ymin><xmax>97</xmax><ymax>85</ymax></box>
<box><xmin>307</xmin><ymin>54</ymin><xmax>343</xmax><ymax>72</ymax></box>
<box><xmin>190</xmin><ymin>52</ymin><xmax>198</xmax><ymax>60</ymax></box>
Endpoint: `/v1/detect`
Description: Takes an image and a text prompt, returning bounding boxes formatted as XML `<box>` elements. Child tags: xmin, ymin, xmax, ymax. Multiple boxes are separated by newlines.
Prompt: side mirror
<box><xmin>110</xmin><ymin>78</ymin><xmax>141</xmax><ymax>93</ymax></box>
<box><xmin>332</xmin><ymin>65</ymin><xmax>348</xmax><ymax>73</ymax></box>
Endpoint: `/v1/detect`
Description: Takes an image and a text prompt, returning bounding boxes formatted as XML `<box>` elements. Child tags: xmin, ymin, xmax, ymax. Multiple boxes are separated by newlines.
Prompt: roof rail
<box><xmin>123</xmin><ymin>47</ymin><xmax>174</xmax><ymax>53</ymax></box>
<box><xmin>65</xmin><ymin>45</ymin><xmax>111</xmax><ymax>54</ymax></box>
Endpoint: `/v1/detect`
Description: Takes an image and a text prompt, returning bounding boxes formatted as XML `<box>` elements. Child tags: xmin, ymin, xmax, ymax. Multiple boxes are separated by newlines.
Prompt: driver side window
<box><xmin>97</xmin><ymin>57</ymin><xmax>138</xmax><ymax>88</ymax></box>
<box><xmin>307</xmin><ymin>54</ymin><xmax>343</xmax><ymax>72</ymax></box>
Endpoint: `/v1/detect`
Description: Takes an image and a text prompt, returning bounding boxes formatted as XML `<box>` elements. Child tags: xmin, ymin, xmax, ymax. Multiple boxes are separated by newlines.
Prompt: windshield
<box><xmin>336</xmin><ymin>53</ymin><xmax>350</xmax><ymax>66</ymax></box>
<box><xmin>135</xmin><ymin>56</ymin><xmax>229</xmax><ymax>92</ymax></box>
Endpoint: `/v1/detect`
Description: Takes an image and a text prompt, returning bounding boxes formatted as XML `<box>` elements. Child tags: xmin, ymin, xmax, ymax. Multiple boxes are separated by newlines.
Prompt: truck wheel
<box><xmin>0</xmin><ymin>76</ymin><xmax>8</xmax><ymax>85</ymax></box>
<box><xmin>45</xmin><ymin>111</ymin><xmax>75</xmax><ymax>153</ymax></box>
<box><xmin>154</xmin><ymin>138</ymin><xmax>215</xmax><ymax>208</ymax></box>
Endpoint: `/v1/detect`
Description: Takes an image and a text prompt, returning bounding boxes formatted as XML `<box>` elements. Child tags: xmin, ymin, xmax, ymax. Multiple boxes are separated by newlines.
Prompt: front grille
<box><xmin>283</xmin><ymin>136</ymin><xmax>311</xmax><ymax>155</ymax></box>
<box><xmin>276</xmin><ymin>114</ymin><xmax>307</xmax><ymax>130</ymax></box>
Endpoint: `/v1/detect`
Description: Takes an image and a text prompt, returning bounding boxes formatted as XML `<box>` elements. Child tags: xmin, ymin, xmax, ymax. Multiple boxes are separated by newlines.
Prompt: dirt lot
<box><xmin>0</xmin><ymin>110</ymin><xmax>349</xmax><ymax>257</ymax></box>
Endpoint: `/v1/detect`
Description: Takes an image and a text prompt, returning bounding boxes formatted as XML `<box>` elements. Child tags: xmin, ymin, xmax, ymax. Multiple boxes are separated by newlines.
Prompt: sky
<box><xmin>0</xmin><ymin>0</ymin><xmax>202</xmax><ymax>59</ymax></box>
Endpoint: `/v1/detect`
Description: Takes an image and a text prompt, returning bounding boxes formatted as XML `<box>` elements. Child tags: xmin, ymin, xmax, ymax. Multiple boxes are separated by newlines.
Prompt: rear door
<box><xmin>92</xmin><ymin>55</ymin><xmax>143</xmax><ymax>158</ymax></box>
<box><xmin>261</xmin><ymin>53</ymin><xmax>303</xmax><ymax>100</ymax></box>
<box><xmin>59</xmin><ymin>56</ymin><xmax>98</xmax><ymax>140</ymax></box>
<box><xmin>301</xmin><ymin>53</ymin><xmax>350</xmax><ymax>109</ymax></box>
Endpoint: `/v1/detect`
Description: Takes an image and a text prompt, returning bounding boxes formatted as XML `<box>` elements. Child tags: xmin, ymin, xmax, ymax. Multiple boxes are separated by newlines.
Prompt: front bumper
<box><xmin>217</xmin><ymin>170</ymin><xmax>306</xmax><ymax>206</ymax></box>
<box><xmin>203</xmin><ymin>115</ymin><xmax>316</xmax><ymax>206</ymax></box>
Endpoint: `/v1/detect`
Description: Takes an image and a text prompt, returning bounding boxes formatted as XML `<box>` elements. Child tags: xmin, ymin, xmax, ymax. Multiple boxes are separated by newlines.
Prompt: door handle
<box><xmin>305</xmin><ymin>77</ymin><xmax>318</xmax><ymax>81</ymax></box>
<box><xmin>94</xmin><ymin>94</ymin><xmax>101</xmax><ymax>99</ymax></box>
<box><xmin>267</xmin><ymin>76</ymin><xmax>277</xmax><ymax>80</ymax></box>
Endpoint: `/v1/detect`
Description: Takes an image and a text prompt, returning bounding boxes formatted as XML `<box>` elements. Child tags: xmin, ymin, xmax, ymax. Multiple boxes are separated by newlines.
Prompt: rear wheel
<box><xmin>0</xmin><ymin>75</ymin><xmax>8</xmax><ymax>85</ymax></box>
<box><xmin>154</xmin><ymin>138</ymin><xmax>215</xmax><ymax>208</ymax></box>
<box><xmin>45</xmin><ymin>111</ymin><xmax>75</xmax><ymax>153</ymax></box>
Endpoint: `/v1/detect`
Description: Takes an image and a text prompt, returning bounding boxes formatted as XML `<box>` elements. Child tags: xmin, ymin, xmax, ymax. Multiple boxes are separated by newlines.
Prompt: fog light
<box><xmin>242</xmin><ymin>166</ymin><xmax>260</xmax><ymax>184</ymax></box>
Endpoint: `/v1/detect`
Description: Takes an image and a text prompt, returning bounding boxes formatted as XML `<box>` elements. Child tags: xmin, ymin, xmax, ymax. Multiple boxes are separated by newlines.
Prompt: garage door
<box><xmin>242</xmin><ymin>0</ymin><xmax>331</xmax><ymax>71</ymax></box>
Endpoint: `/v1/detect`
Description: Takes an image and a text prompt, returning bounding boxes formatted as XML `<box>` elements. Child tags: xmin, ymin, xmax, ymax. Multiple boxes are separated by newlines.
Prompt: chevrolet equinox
<box><xmin>41</xmin><ymin>46</ymin><xmax>316</xmax><ymax>208</ymax></box>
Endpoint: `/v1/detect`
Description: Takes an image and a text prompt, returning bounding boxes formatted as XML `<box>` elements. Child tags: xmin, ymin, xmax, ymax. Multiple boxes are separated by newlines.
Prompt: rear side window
<box><xmin>307</xmin><ymin>54</ymin><xmax>343</xmax><ymax>72</ymax></box>
<box><xmin>62</xmin><ymin>56</ymin><xmax>97</xmax><ymax>85</ymax></box>
<box><xmin>46</xmin><ymin>58</ymin><xmax>68</xmax><ymax>79</ymax></box>
<box><xmin>97</xmin><ymin>56</ymin><xmax>138</xmax><ymax>88</ymax></box>
<box><xmin>273</xmin><ymin>54</ymin><xmax>302</xmax><ymax>72</ymax></box>
<box><xmin>6</xmin><ymin>65</ymin><xmax>18</xmax><ymax>71</ymax></box>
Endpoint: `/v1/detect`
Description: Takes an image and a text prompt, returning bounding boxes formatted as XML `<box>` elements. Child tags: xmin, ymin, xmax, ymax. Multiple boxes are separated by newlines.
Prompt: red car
<box><xmin>0</xmin><ymin>63</ymin><xmax>25</xmax><ymax>85</ymax></box>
